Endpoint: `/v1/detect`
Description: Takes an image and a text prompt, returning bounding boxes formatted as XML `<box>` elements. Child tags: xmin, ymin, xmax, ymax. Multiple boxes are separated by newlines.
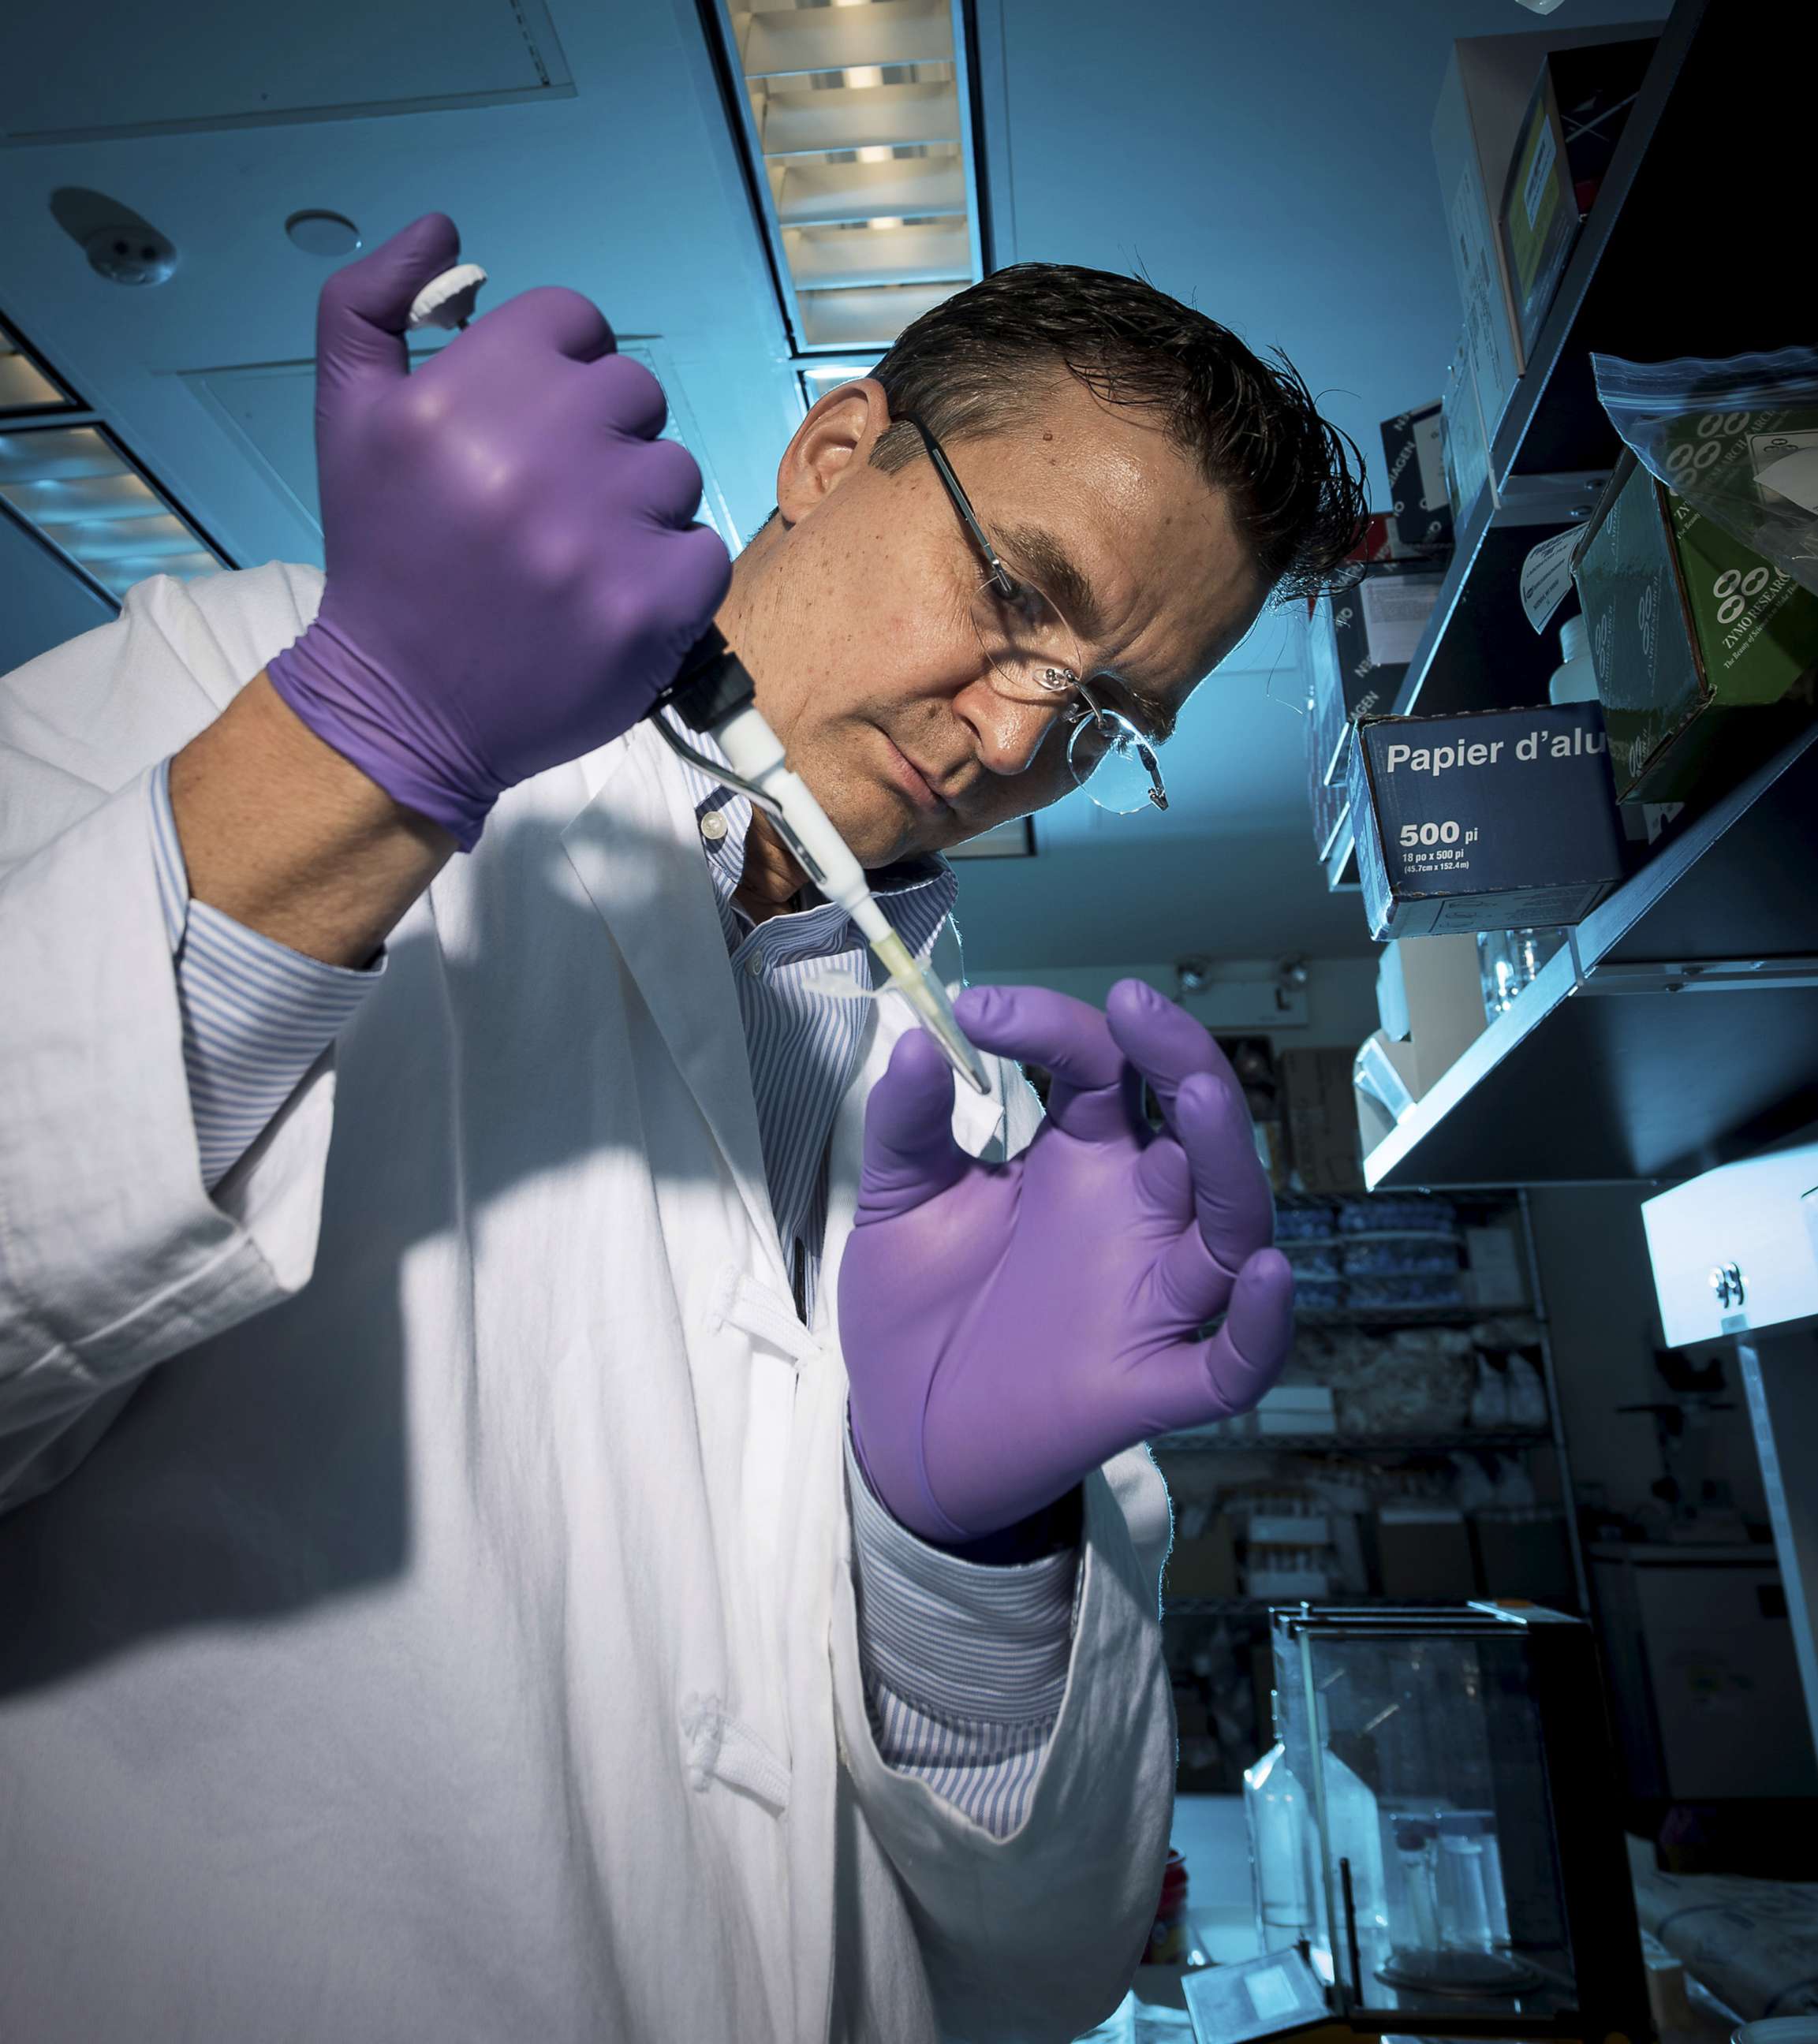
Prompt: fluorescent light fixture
<box><xmin>797</xmin><ymin>356</ymin><xmax>883</xmax><ymax>414</ymax></box>
<box><xmin>0</xmin><ymin>423</ymin><xmax>228</xmax><ymax>600</ymax></box>
<box><xmin>708</xmin><ymin>0</ymin><xmax>984</xmax><ymax>352</ymax></box>
<box><xmin>0</xmin><ymin>325</ymin><xmax>75</xmax><ymax>412</ymax></box>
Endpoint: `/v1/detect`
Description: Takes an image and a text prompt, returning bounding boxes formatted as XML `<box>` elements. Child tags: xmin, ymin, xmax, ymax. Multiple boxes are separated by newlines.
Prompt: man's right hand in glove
<box><xmin>170</xmin><ymin>212</ymin><xmax>730</xmax><ymax>965</ymax></box>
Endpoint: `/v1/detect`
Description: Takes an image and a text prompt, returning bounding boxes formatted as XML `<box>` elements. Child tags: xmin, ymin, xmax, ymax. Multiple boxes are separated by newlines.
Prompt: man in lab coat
<box><xmin>0</xmin><ymin>216</ymin><xmax>1364</xmax><ymax>2042</ymax></box>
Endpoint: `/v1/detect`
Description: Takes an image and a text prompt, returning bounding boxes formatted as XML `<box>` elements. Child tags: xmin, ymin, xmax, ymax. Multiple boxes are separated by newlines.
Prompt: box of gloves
<box><xmin>1349</xmin><ymin>700</ymin><xmax>1625</xmax><ymax>938</ymax></box>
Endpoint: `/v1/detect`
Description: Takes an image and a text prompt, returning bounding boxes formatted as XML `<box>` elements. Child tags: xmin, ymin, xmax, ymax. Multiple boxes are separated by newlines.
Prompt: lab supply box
<box><xmin>1262</xmin><ymin>1602</ymin><xmax>1648</xmax><ymax>2042</ymax></box>
<box><xmin>1432</xmin><ymin>22</ymin><xmax>1660</xmax><ymax>442</ymax></box>
<box><xmin>1308</xmin><ymin>563</ymin><xmax>1447</xmax><ymax>790</ymax></box>
<box><xmin>1379</xmin><ymin>405</ymin><xmax>1453</xmax><ymax>557</ymax></box>
<box><xmin>1497</xmin><ymin>39</ymin><xmax>1657</xmax><ymax>362</ymax></box>
<box><xmin>1373</xmin><ymin>933</ymin><xmax>1488</xmax><ymax>1095</ymax></box>
<box><xmin>1348</xmin><ymin>703</ymin><xmax>1625</xmax><ymax>939</ymax></box>
<box><xmin>1572</xmin><ymin>449</ymin><xmax>1818</xmax><ymax>804</ymax></box>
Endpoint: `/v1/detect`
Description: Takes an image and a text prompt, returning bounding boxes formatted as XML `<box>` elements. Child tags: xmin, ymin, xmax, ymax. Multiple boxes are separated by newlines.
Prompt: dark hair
<box><xmin>866</xmin><ymin>263</ymin><xmax>1366</xmax><ymax>602</ymax></box>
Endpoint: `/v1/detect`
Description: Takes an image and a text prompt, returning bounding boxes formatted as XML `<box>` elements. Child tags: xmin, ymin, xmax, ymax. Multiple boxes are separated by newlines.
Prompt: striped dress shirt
<box><xmin>146</xmin><ymin>746</ymin><xmax>1075</xmax><ymax>1837</ymax></box>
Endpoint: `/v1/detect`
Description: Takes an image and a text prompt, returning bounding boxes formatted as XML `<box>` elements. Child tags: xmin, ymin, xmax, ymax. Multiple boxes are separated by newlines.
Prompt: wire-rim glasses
<box><xmin>900</xmin><ymin>415</ymin><xmax>1168</xmax><ymax>815</ymax></box>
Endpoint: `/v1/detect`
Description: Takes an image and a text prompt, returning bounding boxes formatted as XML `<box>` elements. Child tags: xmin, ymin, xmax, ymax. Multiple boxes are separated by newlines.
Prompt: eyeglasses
<box><xmin>901</xmin><ymin>415</ymin><xmax>1168</xmax><ymax>815</ymax></box>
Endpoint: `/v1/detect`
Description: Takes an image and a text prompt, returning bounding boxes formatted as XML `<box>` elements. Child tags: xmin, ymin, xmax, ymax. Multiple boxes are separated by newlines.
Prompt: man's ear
<box><xmin>775</xmin><ymin>378</ymin><xmax>892</xmax><ymax>525</ymax></box>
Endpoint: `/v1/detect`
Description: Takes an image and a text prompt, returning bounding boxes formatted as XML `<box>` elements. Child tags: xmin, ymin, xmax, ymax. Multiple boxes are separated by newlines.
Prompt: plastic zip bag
<box><xmin>1592</xmin><ymin>345</ymin><xmax>1818</xmax><ymax>596</ymax></box>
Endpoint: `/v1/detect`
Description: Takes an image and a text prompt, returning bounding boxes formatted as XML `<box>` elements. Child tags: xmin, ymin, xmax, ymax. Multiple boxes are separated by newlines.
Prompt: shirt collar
<box><xmin>661</xmin><ymin>711</ymin><xmax>958</xmax><ymax>962</ymax></box>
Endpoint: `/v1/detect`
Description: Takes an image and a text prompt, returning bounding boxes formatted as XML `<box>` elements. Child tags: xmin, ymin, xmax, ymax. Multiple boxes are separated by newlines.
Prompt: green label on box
<box><xmin>1671</xmin><ymin>492</ymin><xmax>1816</xmax><ymax>702</ymax></box>
<box><xmin>1574</xmin><ymin>433</ymin><xmax>1818</xmax><ymax>800</ymax></box>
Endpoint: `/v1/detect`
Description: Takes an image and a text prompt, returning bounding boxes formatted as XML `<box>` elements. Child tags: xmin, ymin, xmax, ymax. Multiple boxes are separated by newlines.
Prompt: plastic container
<box><xmin>1146</xmin><ymin>1848</ymin><xmax>1191</xmax><ymax>1965</ymax></box>
<box><xmin>1477</xmin><ymin>927</ymin><xmax>1567</xmax><ymax>1018</ymax></box>
<box><xmin>1547</xmin><ymin>613</ymin><xmax>1598</xmax><ymax>704</ymax></box>
<box><xmin>1394</xmin><ymin>1817</ymin><xmax>1443</xmax><ymax>1949</ymax></box>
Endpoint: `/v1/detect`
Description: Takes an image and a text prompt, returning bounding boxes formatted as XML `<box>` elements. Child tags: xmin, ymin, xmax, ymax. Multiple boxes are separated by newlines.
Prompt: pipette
<box><xmin>405</xmin><ymin>263</ymin><xmax>989</xmax><ymax>1097</ymax></box>
<box><xmin>651</xmin><ymin>632</ymin><xmax>990</xmax><ymax>1096</ymax></box>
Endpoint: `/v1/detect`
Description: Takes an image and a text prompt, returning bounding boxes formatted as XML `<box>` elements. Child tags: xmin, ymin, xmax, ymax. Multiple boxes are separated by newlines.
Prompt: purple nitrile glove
<box><xmin>265</xmin><ymin>213</ymin><xmax>730</xmax><ymax>850</ymax></box>
<box><xmin>840</xmin><ymin>979</ymin><xmax>1295</xmax><ymax>1545</ymax></box>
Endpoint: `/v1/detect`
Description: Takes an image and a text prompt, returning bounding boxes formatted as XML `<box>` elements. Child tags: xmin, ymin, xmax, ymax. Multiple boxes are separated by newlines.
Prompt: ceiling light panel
<box><xmin>0</xmin><ymin>327</ymin><xmax>76</xmax><ymax>412</ymax></box>
<box><xmin>0</xmin><ymin>425</ymin><xmax>228</xmax><ymax>600</ymax></box>
<box><xmin>797</xmin><ymin>356</ymin><xmax>883</xmax><ymax>413</ymax></box>
<box><xmin>711</xmin><ymin>0</ymin><xmax>984</xmax><ymax>352</ymax></box>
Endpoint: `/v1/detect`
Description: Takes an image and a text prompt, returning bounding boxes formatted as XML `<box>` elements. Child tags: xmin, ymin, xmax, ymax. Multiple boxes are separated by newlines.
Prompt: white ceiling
<box><xmin>0</xmin><ymin>0</ymin><xmax>1663</xmax><ymax>972</ymax></box>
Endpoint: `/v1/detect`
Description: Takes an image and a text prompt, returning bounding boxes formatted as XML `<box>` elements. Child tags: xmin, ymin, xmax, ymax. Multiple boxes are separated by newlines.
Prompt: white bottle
<box><xmin>1547</xmin><ymin>614</ymin><xmax>1597</xmax><ymax>704</ymax></box>
<box><xmin>1243</xmin><ymin>1741</ymin><xmax>1313</xmax><ymax>1952</ymax></box>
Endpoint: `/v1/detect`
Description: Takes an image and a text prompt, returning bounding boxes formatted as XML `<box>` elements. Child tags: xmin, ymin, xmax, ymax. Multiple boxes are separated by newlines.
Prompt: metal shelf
<box><xmin>1152</xmin><ymin>1430</ymin><xmax>1551</xmax><ymax>1456</ymax></box>
<box><xmin>1364</xmin><ymin>724</ymin><xmax>1818</xmax><ymax>1188</ymax></box>
<box><xmin>1376</xmin><ymin>0</ymin><xmax>1816</xmax><ymax>729</ymax></box>
<box><xmin>1324</xmin><ymin>808</ymin><xmax>1360</xmax><ymax>893</ymax></box>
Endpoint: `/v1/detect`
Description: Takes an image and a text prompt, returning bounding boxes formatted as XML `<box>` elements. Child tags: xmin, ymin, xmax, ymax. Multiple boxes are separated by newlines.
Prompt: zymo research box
<box><xmin>1349</xmin><ymin>701</ymin><xmax>1625</xmax><ymax>938</ymax></box>
<box><xmin>1572</xmin><ymin>448</ymin><xmax>1818</xmax><ymax>803</ymax></box>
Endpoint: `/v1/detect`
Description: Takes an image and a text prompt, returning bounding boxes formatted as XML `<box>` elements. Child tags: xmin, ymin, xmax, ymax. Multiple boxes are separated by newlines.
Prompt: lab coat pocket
<box><xmin>709</xmin><ymin>1267</ymin><xmax>814</xmax><ymax>1680</ymax></box>
<box><xmin>678</xmin><ymin>1692</ymin><xmax>791</xmax><ymax>1815</ymax></box>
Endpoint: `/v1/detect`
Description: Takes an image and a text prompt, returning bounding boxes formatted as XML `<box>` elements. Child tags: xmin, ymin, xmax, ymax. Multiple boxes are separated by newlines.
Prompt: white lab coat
<box><xmin>0</xmin><ymin>565</ymin><xmax>1176</xmax><ymax>2044</ymax></box>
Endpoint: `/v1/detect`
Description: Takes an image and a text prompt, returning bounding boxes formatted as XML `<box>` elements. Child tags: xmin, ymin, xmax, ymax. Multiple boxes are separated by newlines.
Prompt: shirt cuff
<box><xmin>845</xmin><ymin>1420</ymin><xmax>1079</xmax><ymax>1725</ymax></box>
<box><xmin>147</xmin><ymin>758</ymin><xmax>384</xmax><ymax>1189</ymax></box>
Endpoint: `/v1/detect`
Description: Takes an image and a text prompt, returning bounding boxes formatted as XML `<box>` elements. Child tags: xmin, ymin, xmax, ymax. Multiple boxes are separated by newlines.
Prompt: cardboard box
<box><xmin>1499</xmin><ymin>39</ymin><xmax>1656</xmax><ymax>360</ymax></box>
<box><xmin>1381</xmin><ymin>402</ymin><xmax>1454</xmax><ymax>556</ymax></box>
<box><xmin>1440</xmin><ymin>332</ymin><xmax>1491</xmax><ymax>521</ymax></box>
<box><xmin>1357</xmin><ymin>934</ymin><xmax>1488</xmax><ymax>1145</ymax></box>
<box><xmin>1349</xmin><ymin>702</ymin><xmax>1625</xmax><ymax>938</ymax></box>
<box><xmin>1432</xmin><ymin>23</ymin><xmax>1661</xmax><ymax>438</ymax></box>
<box><xmin>1278</xmin><ymin>1047</ymin><xmax>1365</xmax><ymax>1195</ymax></box>
<box><xmin>1376</xmin><ymin>1506</ymin><xmax>1476</xmax><ymax>1600</ymax></box>
<box><xmin>1393</xmin><ymin>932</ymin><xmax>1491</xmax><ymax>1086</ymax></box>
<box><xmin>1308</xmin><ymin>562</ymin><xmax>1447</xmax><ymax>787</ymax></box>
<box><xmin>1165</xmin><ymin>1514</ymin><xmax>1238</xmax><ymax>1600</ymax></box>
<box><xmin>1573</xmin><ymin>449</ymin><xmax>1818</xmax><ymax>803</ymax></box>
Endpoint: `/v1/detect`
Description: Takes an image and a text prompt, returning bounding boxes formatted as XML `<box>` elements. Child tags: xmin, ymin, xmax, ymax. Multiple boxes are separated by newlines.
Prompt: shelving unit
<box><xmin>1155</xmin><ymin>1430</ymin><xmax>1551</xmax><ymax>1457</ymax></box>
<box><xmin>1364</xmin><ymin>722</ymin><xmax>1818</xmax><ymax>1189</ymax></box>
<box><xmin>1156</xmin><ymin>1193</ymin><xmax>1585</xmax><ymax>1791</ymax></box>
<box><xmin>1292</xmin><ymin>1305</ymin><xmax>1494</xmax><ymax>1328</ymax></box>
<box><xmin>1313</xmin><ymin>0</ymin><xmax>1818</xmax><ymax>1192</ymax></box>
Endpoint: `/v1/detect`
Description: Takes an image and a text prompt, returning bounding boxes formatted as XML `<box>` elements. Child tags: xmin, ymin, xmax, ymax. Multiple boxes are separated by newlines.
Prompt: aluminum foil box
<box><xmin>1350</xmin><ymin>702</ymin><xmax>1624</xmax><ymax>938</ymax></box>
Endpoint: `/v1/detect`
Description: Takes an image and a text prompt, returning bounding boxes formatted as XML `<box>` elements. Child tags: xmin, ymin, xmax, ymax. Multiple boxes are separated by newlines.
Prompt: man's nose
<box><xmin>957</xmin><ymin>681</ymin><xmax>1066</xmax><ymax>778</ymax></box>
